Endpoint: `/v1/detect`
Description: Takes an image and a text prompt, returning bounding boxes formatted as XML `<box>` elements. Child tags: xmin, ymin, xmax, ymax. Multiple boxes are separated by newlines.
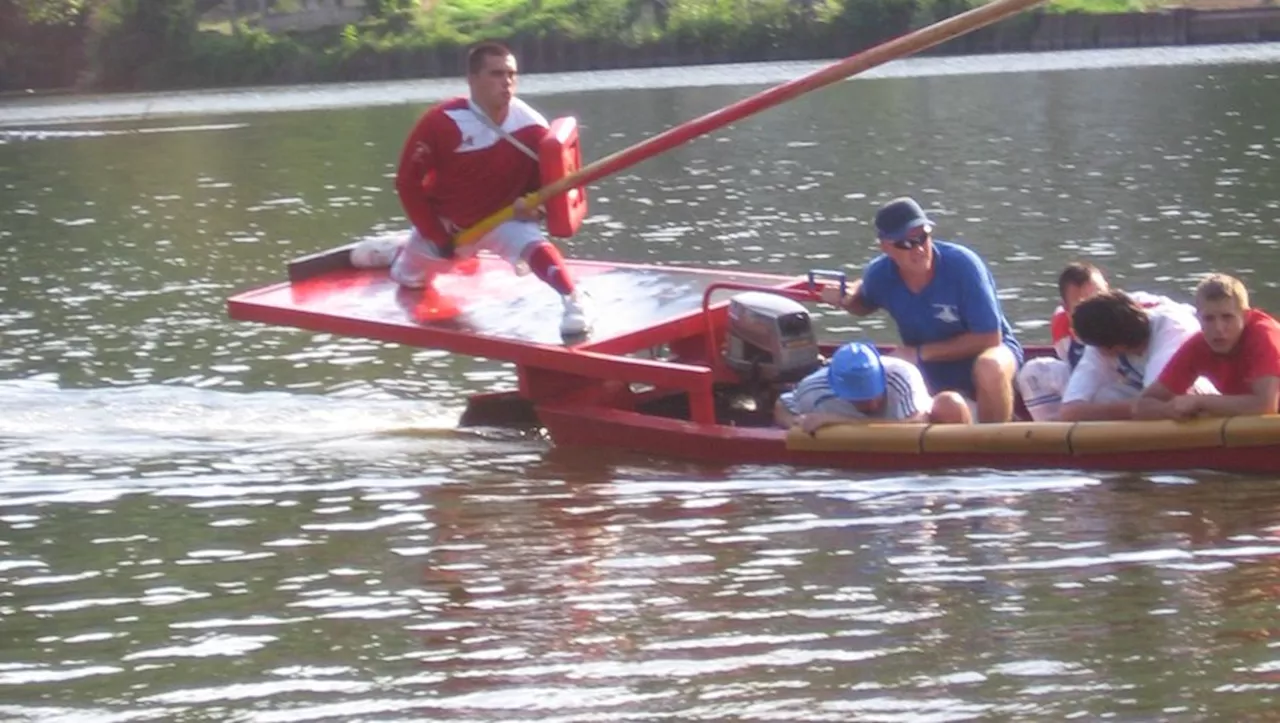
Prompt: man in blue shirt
<box><xmin>820</xmin><ymin>197</ymin><xmax>1023</xmax><ymax>422</ymax></box>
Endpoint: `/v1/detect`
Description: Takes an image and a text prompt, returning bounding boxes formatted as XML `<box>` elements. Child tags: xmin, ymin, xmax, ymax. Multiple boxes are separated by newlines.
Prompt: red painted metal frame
<box><xmin>227</xmin><ymin>259</ymin><xmax>801</xmax><ymax>426</ymax></box>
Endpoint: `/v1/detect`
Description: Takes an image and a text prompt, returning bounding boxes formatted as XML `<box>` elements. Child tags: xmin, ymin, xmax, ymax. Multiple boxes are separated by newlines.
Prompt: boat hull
<box><xmin>535</xmin><ymin>402</ymin><xmax>1280</xmax><ymax>474</ymax></box>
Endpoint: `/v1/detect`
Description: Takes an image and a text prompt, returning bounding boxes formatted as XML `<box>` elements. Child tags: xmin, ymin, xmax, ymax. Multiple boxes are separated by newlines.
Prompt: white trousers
<box><xmin>390</xmin><ymin>220</ymin><xmax>544</xmax><ymax>288</ymax></box>
<box><xmin>1016</xmin><ymin>356</ymin><xmax>1218</xmax><ymax>422</ymax></box>
<box><xmin>1017</xmin><ymin>357</ymin><xmax>1075</xmax><ymax>422</ymax></box>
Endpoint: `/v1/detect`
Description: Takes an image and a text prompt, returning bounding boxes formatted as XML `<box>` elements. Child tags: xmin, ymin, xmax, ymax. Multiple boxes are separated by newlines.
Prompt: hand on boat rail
<box><xmin>807</xmin><ymin>269</ymin><xmax>848</xmax><ymax>301</ymax></box>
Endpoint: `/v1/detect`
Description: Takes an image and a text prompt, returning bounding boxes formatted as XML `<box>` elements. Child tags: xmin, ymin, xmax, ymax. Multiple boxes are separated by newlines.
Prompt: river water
<box><xmin>1</xmin><ymin>44</ymin><xmax>1279</xmax><ymax>721</ymax></box>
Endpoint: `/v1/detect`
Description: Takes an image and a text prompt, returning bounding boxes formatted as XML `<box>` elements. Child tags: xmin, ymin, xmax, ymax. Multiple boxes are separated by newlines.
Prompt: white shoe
<box><xmin>560</xmin><ymin>291</ymin><xmax>594</xmax><ymax>337</ymax></box>
<box><xmin>350</xmin><ymin>236</ymin><xmax>403</xmax><ymax>269</ymax></box>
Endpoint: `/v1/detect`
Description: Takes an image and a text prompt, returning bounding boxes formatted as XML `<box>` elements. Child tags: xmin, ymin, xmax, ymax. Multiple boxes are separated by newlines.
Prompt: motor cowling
<box><xmin>723</xmin><ymin>292</ymin><xmax>820</xmax><ymax>383</ymax></box>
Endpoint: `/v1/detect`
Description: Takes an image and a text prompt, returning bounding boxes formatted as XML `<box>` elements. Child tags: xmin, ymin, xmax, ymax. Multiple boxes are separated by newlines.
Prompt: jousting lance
<box><xmin>454</xmin><ymin>0</ymin><xmax>1047</xmax><ymax>247</ymax></box>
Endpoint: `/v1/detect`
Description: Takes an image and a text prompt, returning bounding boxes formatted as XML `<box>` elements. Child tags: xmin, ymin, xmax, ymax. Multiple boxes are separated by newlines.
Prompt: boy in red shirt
<box><xmin>1135</xmin><ymin>273</ymin><xmax>1280</xmax><ymax>420</ymax></box>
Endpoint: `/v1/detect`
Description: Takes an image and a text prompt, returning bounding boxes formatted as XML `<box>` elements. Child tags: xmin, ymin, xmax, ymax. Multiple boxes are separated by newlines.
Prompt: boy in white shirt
<box><xmin>1016</xmin><ymin>262</ymin><xmax>1179</xmax><ymax>421</ymax></box>
<box><xmin>1058</xmin><ymin>290</ymin><xmax>1207</xmax><ymax>421</ymax></box>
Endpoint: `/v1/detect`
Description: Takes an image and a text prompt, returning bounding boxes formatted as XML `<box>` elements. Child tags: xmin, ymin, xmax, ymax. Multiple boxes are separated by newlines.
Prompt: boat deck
<box><xmin>227</xmin><ymin>249</ymin><xmax>802</xmax><ymax>360</ymax></box>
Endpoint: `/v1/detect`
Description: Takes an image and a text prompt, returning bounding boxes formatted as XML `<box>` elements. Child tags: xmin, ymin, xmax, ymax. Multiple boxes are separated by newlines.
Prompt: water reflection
<box><xmin>2</xmin><ymin>47</ymin><xmax>1280</xmax><ymax>721</ymax></box>
<box><xmin>3</xmin><ymin>454</ymin><xmax>1280</xmax><ymax>718</ymax></box>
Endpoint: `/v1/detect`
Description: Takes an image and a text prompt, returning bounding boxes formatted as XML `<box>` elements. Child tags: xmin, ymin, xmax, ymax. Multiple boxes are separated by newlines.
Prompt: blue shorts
<box><xmin>919</xmin><ymin>338</ymin><xmax>1024</xmax><ymax>399</ymax></box>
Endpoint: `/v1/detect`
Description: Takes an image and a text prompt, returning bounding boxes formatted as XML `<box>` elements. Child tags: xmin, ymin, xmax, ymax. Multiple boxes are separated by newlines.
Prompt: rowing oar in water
<box><xmin>453</xmin><ymin>0</ymin><xmax>1047</xmax><ymax>248</ymax></box>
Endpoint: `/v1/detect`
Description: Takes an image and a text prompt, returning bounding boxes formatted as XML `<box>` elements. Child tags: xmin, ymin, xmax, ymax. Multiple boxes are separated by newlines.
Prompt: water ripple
<box><xmin>2</xmin><ymin>52</ymin><xmax>1280</xmax><ymax>721</ymax></box>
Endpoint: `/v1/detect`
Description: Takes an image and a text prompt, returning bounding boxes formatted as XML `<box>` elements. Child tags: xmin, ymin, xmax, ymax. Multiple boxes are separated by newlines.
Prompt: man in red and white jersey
<box><xmin>1058</xmin><ymin>289</ymin><xmax>1213</xmax><ymax>421</ymax></box>
<box><xmin>352</xmin><ymin>42</ymin><xmax>592</xmax><ymax>336</ymax></box>
<box><xmin>1135</xmin><ymin>274</ymin><xmax>1280</xmax><ymax>420</ymax></box>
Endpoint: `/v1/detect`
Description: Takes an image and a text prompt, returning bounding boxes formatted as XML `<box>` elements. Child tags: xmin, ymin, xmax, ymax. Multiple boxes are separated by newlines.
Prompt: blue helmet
<box><xmin>827</xmin><ymin>342</ymin><xmax>886</xmax><ymax>402</ymax></box>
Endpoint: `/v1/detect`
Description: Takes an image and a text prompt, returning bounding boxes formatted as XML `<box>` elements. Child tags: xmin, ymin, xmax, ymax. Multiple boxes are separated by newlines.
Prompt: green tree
<box><xmin>5</xmin><ymin>0</ymin><xmax>89</xmax><ymax>23</ymax></box>
<box><xmin>367</xmin><ymin>0</ymin><xmax>414</xmax><ymax>18</ymax></box>
<box><xmin>0</xmin><ymin>0</ymin><xmax>92</xmax><ymax>90</ymax></box>
<box><xmin>89</xmin><ymin>0</ymin><xmax>203</xmax><ymax>88</ymax></box>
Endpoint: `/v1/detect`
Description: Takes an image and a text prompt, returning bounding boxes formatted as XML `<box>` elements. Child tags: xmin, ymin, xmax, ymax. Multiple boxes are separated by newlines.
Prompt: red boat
<box><xmin>227</xmin><ymin>246</ymin><xmax>1280</xmax><ymax>475</ymax></box>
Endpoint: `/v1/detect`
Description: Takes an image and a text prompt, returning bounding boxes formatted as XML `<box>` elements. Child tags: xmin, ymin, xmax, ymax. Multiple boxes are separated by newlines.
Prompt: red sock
<box><xmin>525</xmin><ymin>241</ymin><xmax>575</xmax><ymax>296</ymax></box>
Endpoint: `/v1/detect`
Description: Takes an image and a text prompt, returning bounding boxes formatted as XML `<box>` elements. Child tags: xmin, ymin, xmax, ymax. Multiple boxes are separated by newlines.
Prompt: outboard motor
<box><xmin>724</xmin><ymin>292</ymin><xmax>821</xmax><ymax>384</ymax></box>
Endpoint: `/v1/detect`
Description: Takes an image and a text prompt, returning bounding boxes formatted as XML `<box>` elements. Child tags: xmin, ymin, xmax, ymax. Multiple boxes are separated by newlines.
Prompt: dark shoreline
<box><xmin>473</xmin><ymin>8</ymin><xmax>1280</xmax><ymax>78</ymax></box>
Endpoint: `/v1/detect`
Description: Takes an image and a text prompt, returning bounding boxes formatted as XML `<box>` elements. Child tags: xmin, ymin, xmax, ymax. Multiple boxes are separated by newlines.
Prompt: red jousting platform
<box><xmin>227</xmin><ymin>251</ymin><xmax>1280</xmax><ymax>474</ymax></box>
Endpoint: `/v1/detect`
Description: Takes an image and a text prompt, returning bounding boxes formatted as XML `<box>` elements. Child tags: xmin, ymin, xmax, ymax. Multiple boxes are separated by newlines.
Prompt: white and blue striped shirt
<box><xmin>780</xmin><ymin>356</ymin><xmax>934</xmax><ymax>421</ymax></box>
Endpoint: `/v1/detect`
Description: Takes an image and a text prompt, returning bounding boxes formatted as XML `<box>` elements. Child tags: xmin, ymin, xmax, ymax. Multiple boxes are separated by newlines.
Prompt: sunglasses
<box><xmin>889</xmin><ymin>230</ymin><xmax>929</xmax><ymax>250</ymax></box>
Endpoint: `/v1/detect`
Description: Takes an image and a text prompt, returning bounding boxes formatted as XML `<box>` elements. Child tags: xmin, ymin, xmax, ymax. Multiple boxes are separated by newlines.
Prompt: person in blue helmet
<box><xmin>820</xmin><ymin>197</ymin><xmax>1023</xmax><ymax>423</ymax></box>
<box><xmin>774</xmin><ymin>342</ymin><xmax>971</xmax><ymax>435</ymax></box>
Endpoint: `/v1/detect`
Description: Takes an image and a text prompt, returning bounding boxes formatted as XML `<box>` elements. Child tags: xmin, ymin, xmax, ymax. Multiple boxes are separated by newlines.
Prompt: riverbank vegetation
<box><xmin>0</xmin><ymin>0</ymin><xmax>1218</xmax><ymax>93</ymax></box>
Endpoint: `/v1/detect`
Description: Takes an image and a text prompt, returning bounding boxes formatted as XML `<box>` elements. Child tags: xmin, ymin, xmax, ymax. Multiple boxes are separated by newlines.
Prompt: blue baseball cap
<box><xmin>875</xmin><ymin>197</ymin><xmax>934</xmax><ymax>241</ymax></box>
<box><xmin>827</xmin><ymin>342</ymin><xmax>886</xmax><ymax>402</ymax></box>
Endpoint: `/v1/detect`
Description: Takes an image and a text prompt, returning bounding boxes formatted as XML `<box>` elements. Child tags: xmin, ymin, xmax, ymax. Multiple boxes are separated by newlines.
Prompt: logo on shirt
<box><xmin>1116</xmin><ymin>355</ymin><xmax>1144</xmax><ymax>390</ymax></box>
<box><xmin>459</xmin><ymin>134</ymin><xmax>475</xmax><ymax>149</ymax></box>
<box><xmin>933</xmin><ymin>304</ymin><xmax>961</xmax><ymax>324</ymax></box>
